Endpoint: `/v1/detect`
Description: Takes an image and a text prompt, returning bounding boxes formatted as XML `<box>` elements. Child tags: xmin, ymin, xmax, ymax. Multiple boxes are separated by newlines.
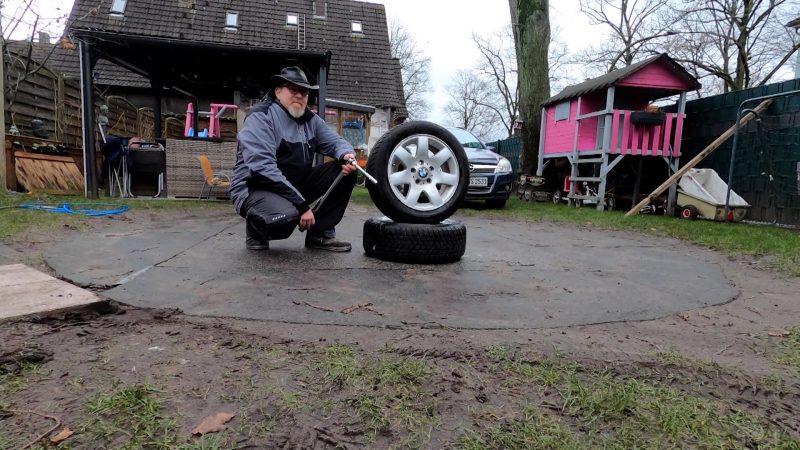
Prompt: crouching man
<box><xmin>230</xmin><ymin>66</ymin><xmax>357</xmax><ymax>251</ymax></box>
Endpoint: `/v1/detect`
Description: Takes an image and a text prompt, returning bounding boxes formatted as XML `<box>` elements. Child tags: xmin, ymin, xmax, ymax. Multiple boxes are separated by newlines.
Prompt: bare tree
<box><xmin>509</xmin><ymin>0</ymin><xmax>551</xmax><ymax>175</ymax></box>
<box><xmin>668</xmin><ymin>0</ymin><xmax>800</xmax><ymax>93</ymax></box>
<box><xmin>388</xmin><ymin>19</ymin><xmax>431</xmax><ymax>119</ymax></box>
<box><xmin>2</xmin><ymin>0</ymin><xmax>74</xmax><ymax>111</ymax></box>
<box><xmin>472</xmin><ymin>28</ymin><xmax>518</xmax><ymax>138</ymax></box>
<box><xmin>577</xmin><ymin>0</ymin><xmax>677</xmax><ymax>74</ymax></box>
<box><xmin>444</xmin><ymin>70</ymin><xmax>500</xmax><ymax>141</ymax></box>
<box><xmin>548</xmin><ymin>26</ymin><xmax>572</xmax><ymax>96</ymax></box>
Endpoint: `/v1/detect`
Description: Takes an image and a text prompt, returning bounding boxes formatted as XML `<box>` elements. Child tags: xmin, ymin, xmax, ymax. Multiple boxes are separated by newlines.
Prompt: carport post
<box><xmin>152</xmin><ymin>79</ymin><xmax>163</xmax><ymax>139</ymax></box>
<box><xmin>315</xmin><ymin>63</ymin><xmax>328</xmax><ymax>166</ymax></box>
<box><xmin>79</xmin><ymin>41</ymin><xmax>99</xmax><ymax>198</ymax></box>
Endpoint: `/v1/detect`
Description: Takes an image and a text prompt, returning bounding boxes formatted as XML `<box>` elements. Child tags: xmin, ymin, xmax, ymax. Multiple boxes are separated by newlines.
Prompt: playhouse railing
<box><xmin>608</xmin><ymin>109</ymin><xmax>683</xmax><ymax>157</ymax></box>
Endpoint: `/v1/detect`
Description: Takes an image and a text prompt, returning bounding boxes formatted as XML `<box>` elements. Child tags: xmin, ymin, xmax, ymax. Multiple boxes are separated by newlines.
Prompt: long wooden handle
<box><xmin>625</xmin><ymin>98</ymin><xmax>773</xmax><ymax>217</ymax></box>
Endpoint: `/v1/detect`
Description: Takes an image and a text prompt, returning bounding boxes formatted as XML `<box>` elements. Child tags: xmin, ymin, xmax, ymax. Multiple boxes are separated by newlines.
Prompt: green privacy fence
<box><xmin>679</xmin><ymin>79</ymin><xmax>800</xmax><ymax>226</ymax></box>
<box><xmin>486</xmin><ymin>136</ymin><xmax>522</xmax><ymax>174</ymax></box>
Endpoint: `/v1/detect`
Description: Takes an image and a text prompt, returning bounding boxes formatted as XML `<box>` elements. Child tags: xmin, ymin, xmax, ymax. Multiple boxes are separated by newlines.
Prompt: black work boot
<box><xmin>246</xmin><ymin>222</ymin><xmax>269</xmax><ymax>251</ymax></box>
<box><xmin>305</xmin><ymin>235</ymin><xmax>352</xmax><ymax>252</ymax></box>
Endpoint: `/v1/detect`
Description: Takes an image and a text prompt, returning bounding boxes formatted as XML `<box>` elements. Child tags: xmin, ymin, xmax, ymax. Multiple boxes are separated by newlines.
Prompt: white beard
<box><xmin>287</xmin><ymin>104</ymin><xmax>305</xmax><ymax>118</ymax></box>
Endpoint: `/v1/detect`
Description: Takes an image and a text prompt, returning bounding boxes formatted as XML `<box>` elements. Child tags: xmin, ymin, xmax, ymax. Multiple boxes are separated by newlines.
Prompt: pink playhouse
<box><xmin>536</xmin><ymin>53</ymin><xmax>701</xmax><ymax>211</ymax></box>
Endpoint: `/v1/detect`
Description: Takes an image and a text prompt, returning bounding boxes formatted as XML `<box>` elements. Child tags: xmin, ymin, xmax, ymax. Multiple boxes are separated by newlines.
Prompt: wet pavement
<box><xmin>46</xmin><ymin>205</ymin><xmax>737</xmax><ymax>329</ymax></box>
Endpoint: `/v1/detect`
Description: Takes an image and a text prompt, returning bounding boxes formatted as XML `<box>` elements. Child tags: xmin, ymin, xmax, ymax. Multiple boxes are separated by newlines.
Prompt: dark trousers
<box><xmin>239</xmin><ymin>160</ymin><xmax>356</xmax><ymax>241</ymax></box>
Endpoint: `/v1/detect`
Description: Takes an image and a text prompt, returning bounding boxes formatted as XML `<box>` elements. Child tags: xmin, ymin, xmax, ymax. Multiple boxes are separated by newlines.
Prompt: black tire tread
<box><xmin>363</xmin><ymin>217</ymin><xmax>466</xmax><ymax>264</ymax></box>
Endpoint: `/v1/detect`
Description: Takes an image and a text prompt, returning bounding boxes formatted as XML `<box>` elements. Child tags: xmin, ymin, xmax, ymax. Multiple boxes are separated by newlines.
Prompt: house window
<box><xmin>351</xmin><ymin>21</ymin><xmax>363</xmax><ymax>34</ymax></box>
<box><xmin>109</xmin><ymin>0</ymin><xmax>127</xmax><ymax>15</ymax></box>
<box><xmin>287</xmin><ymin>13</ymin><xmax>299</xmax><ymax>26</ymax></box>
<box><xmin>554</xmin><ymin>101</ymin><xmax>570</xmax><ymax>121</ymax></box>
<box><xmin>225</xmin><ymin>11</ymin><xmax>238</xmax><ymax>30</ymax></box>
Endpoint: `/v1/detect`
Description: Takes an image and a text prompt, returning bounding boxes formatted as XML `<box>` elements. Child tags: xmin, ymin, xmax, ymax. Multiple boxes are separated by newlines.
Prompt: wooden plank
<box><xmin>672</xmin><ymin>112</ymin><xmax>685</xmax><ymax>156</ymax></box>
<box><xmin>625</xmin><ymin>98</ymin><xmax>774</xmax><ymax>217</ymax></box>
<box><xmin>652</xmin><ymin>124</ymin><xmax>662</xmax><ymax>156</ymax></box>
<box><xmin>610</xmin><ymin>110</ymin><xmax>620</xmax><ymax>154</ymax></box>
<box><xmin>14</xmin><ymin>151</ymin><xmax>84</xmax><ymax>193</ymax></box>
<box><xmin>0</xmin><ymin>264</ymin><xmax>102</xmax><ymax>320</ymax></box>
<box><xmin>620</xmin><ymin>110</ymin><xmax>631</xmax><ymax>154</ymax></box>
<box><xmin>661</xmin><ymin>113</ymin><xmax>673</xmax><ymax>156</ymax></box>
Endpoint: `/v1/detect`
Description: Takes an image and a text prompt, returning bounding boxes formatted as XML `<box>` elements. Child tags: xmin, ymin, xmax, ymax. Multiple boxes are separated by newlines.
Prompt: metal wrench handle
<box><xmin>349</xmin><ymin>160</ymin><xmax>377</xmax><ymax>184</ymax></box>
<box><xmin>312</xmin><ymin>170</ymin><xmax>345</xmax><ymax>212</ymax></box>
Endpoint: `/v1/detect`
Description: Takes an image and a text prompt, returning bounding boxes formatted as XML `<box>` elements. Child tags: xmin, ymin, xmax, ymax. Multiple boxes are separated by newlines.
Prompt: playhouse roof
<box><xmin>542</xmin><ymin>53</ymin><xmax>700</xmax><ymax>106</ymax></box>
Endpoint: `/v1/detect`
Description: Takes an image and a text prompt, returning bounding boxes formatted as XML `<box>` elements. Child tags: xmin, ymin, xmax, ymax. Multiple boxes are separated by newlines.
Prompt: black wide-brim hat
<box><xmin>270</xmin><ymin>66</ymin><xmax>319</xmax><ymax>90</ymax></box>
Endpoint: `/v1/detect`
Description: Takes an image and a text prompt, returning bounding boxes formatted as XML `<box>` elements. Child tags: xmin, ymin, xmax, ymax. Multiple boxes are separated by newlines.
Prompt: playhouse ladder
<box><xmin>569</xmin><ymin>152</ymin><xmax>606</xmax><ymax>207</ymax></box>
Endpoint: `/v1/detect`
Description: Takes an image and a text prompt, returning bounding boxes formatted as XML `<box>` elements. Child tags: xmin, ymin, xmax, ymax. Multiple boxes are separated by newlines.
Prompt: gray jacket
<box><xmin>230</xmin><ymin>100</ymin><xmax>353</xmax><ymax>214</ymax></box>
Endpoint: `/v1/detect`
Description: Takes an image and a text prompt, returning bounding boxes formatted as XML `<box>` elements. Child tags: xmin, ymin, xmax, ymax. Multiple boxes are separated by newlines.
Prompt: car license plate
<box><xmin>469</xmin><ymin>177</ymin><xmax>488</xmax><ymax>187</ymax></box>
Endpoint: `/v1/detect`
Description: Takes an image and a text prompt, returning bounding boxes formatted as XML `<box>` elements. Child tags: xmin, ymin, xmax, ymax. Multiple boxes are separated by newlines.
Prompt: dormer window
<box><xmin>313</xmin><ymin>1</ymin><xmax>327</xmax><ymax>18</ymax></box>
<box><xmin>109</xmin><ymin>0</ymin><xmax>127</xmax><ymax>15</ymax></box>
<box><xmin>225</xmin><ymin>11</ymin><xmax>239</xmax><ymax>31</ymax></box>
<box><xmin>287</xmin><ymin>13</ymin><xmax>299</xmax><ymax>27</ymax></box>
<box><xmin>351</xmin><ymin>21</ymin><xmax>363</xmax><ymax>34</ymax></box>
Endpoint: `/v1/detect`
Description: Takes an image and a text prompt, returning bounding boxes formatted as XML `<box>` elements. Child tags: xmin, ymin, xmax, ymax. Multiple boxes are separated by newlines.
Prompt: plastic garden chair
<box><xmin>197</xmin><ymin>154</ymin><xmax>231</xmax><ymax>199</ymax></box>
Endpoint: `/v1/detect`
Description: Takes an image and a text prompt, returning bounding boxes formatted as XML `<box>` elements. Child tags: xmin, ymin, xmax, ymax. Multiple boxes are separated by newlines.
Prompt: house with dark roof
<box><xmin>48</xmin><ymin>0</ymin><xmax>406</xmax><ymax>148</ymax></box>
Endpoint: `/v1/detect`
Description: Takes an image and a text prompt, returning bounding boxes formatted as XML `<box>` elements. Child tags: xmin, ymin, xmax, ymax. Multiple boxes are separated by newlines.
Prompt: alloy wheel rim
<box><xmin>386</xmin><ymin>134</ymin><xmax>460</xmax><ymax>211</ymax></box>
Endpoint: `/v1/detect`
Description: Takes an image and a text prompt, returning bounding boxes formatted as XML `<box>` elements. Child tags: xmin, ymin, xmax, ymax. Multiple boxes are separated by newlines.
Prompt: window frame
<box><xmin>350</xmin><ymin>21</ymin><xmax>363</xmax><ymax>34</ymax></box>
<box><xmin>554</xmin><ymin>101</ymin><xmax>570</xmax><ymax>122</ymax></box>
<box><xmin>109</xmin><ymin>0</ymin><xmax>127</xmax><ymax>15</ymax></box>
<box><xmin>225</xmin><ymin>11</ymin><xmax>239</xmax><ymax>31</ymax></box>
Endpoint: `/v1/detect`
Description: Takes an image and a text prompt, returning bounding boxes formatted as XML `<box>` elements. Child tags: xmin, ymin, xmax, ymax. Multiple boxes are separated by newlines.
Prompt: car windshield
<box><xmin>447</xmin><ymin>128</ymin><xmax>484</xmax><ymax>149</ymax></box>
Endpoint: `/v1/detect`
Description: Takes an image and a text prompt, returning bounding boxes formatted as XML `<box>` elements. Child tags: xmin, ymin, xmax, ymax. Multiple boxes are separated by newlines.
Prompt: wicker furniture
<box><xmin>165</xmin><ymin>139</ymin><xmax>236</xmax><ymax>198</ymax></box>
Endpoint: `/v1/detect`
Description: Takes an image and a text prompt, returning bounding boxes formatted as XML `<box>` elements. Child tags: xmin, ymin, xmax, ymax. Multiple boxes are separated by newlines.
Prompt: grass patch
<box><xmin>456</xmin><ymin>407</ymin><xmax>584</xmax><ymax>450</ymax></box>
<box><xmin>0</xmin><ymin>362</ymin><xmax>42</xmax><ymax>397</ymax></box>
<box><xmin>310</xmin><ymin>344</ymin><xmax>438</xmax><ymax>444</ymax></box>
<box><xmin>772</xmin><ymin>326</ymin><xmax>800</xmax><ymax>370</ymax></box>
<box><xmin>468</xmin><ymin>346</ymin><xmax>800</xmax><ymax>449</ymax></box>
<box><xmin>0</xmin><ymin>192</ymin><xmax>228</xmax><ymax>239</ymax></box>
<box><xmin>81</xmin><ymin>383</ymin><xmax>179</xmax><ymax>449</ymax></box>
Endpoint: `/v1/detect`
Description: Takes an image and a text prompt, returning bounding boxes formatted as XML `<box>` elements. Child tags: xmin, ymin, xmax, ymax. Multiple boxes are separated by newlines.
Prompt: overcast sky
<box><xmin>1</xmin><ymin>0</ymin><xmax>595</xmax><ymax>123</ymax></box>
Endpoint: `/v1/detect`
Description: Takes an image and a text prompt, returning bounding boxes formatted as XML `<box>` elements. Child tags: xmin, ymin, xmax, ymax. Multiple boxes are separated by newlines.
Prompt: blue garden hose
<box><xmin>16</xmin><ymin>202</ymin><xmax>129</xmax><ymax>217</ymax></box>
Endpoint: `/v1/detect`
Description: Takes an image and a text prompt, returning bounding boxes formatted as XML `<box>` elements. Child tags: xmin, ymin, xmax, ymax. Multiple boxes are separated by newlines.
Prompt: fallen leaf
<box><xmin>50</xmin><ymin>428</ymin><xmax>74</xmax><ymax>443</ymax></box>
<box><xmin>768</xmin><ymin>329</ymin><xmax>791</xmax><ymax>337</ymax></box>
<box><xmin>191</xmin><ymin>412</ymin><xmax>235</xmax><ymax>435</ymax></box>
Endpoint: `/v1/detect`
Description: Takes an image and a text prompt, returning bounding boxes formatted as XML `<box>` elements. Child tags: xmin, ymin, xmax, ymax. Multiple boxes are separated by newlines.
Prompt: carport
<box><xmin>73</xmin><ymin>29</ymin><xmax>331</xmax><ymax>198</ymax></box>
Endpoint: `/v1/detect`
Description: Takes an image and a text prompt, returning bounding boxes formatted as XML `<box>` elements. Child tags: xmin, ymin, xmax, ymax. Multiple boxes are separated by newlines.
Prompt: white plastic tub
<box><xmin>676</xmin><ymin>168</ymin><xmax>749</xmax><ymax>221</ymax></box>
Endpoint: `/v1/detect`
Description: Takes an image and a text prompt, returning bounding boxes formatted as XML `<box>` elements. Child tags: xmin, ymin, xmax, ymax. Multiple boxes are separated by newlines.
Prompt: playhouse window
<box><xmin>554</xmin><ymin>101</ymin><xmax>570</xmax><ymax>121</ymax></box>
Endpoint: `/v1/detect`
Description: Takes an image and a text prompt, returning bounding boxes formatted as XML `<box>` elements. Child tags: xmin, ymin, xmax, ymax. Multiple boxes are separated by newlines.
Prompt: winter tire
<box><xmin>366</xmin><ymin>121</ymin><xmax>469</xmax><ymax>224</ymax></box>
<box><xmin>363</xmin><ymin>216</ymin><xmax>467</xmax><ymax>264</ymax></box>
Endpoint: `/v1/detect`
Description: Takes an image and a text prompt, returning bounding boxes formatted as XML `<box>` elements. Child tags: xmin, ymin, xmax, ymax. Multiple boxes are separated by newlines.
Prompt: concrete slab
<box><xmin>0</xmin><ymin>264</ymin><xmax>102</xmax><ymax>320</ymax></box>
<box><xmin>45</xmin><ymin>207</ymin><xmax>738</xmax><ymax>329</ymax></box>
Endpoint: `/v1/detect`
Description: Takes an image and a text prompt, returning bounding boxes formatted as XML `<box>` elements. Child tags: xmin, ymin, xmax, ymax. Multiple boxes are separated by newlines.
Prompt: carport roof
<box><xmin>73</xmin><ymin>29</ymin><xmax>330</xmax><ymax>99</ymax></box>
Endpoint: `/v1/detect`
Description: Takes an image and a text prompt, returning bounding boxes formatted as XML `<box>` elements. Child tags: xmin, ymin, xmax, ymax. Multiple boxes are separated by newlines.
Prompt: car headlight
<box><xmin>495</xmin><ymin>157</ymin><xmax>512</xmax><ymax>174</ymax></box>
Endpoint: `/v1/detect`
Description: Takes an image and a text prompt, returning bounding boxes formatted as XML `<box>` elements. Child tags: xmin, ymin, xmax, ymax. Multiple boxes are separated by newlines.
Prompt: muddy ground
<box><xmin>1</xmin><ymin>206</ymin><xmax>799</xmax><ymax>449</ymax></box>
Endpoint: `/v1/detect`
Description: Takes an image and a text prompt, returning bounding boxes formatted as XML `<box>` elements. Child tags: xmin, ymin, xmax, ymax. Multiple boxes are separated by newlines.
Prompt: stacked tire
<box><xmin>363</xmin><ymin>121</ymin><xmax>469</xmax><ymax>264</ymax></box>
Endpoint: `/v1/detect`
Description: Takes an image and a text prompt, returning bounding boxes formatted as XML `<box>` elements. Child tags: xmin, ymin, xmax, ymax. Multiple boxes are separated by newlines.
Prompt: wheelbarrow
<box><xmin>676</xmin><ymin>168</ymin><xmax>749</xmax><ymax>221</ymax></box>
